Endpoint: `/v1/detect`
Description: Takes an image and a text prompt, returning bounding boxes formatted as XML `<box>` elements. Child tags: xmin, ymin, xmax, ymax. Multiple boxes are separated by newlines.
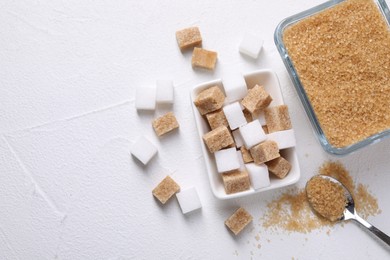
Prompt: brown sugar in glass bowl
<box><xmin>275</xmin><ymin>0</ymin><xmax>390</xmax><ymax>155</ymax></box>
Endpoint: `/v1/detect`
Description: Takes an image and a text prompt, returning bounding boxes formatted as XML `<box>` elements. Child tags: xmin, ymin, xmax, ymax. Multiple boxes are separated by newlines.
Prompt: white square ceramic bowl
<box><xmin>191</xmin><ymin>69</ymin><xmax>300</xmax><ymax>199</ymax></box>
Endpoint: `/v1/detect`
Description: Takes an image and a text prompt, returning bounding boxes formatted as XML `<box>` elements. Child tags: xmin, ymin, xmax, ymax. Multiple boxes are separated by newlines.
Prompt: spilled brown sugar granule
<box><xmin>261</xmin><ymin>188</ymin><xmax>328</xmax><ymax>233</ymax></box>
<box><xmin>355</xmin><ymin>183</ymin><xmax>381</xmax><ymax>219</ymax></box>
<box><xmin>261</xmin><ymin>161</ymin><xmax>381</xmax><ymax>233</ymax></box>
<box><xmin>283</xmin><ymin>0</ymin><xmax>390</xmax><ymax>148</ymax></box>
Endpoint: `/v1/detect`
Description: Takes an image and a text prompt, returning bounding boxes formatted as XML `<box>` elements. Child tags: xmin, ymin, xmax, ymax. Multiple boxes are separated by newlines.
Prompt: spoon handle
<box><xmin>353</xmin><ymin>214</ymin><xmax>390</xmax><ymax>246</ymax></box>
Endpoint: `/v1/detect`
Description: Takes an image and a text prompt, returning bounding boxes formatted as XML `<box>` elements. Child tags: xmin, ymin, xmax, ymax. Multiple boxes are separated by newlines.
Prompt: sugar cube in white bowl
<box><xmin>223</xmin><ymin>102</ymin><xmax>247</xmax><ymax>130</ymax></box>
<box><xmin>222</xmin><ymin>75</ymin><xmax>248</xmax><ymax>103</ymax></box>
<box><xmin>130</xmin><ymin>136</ymin><xmax>157</xmax><ymax>165</ymax></box>
<box><xmin>236</xmin><ymin>151</ymin><xmax>246</xmax><ymax>172</ymax></box>
<box><xmin>176</xmin><ymin>187</ymin><xmax>202</xmax><ymax>214</ymax></box>
<box><xmin>215</xmin><ymin>148</ymin><xmax>240</xmax><ymax>173</ymax></box>
<box><xmin>232</xmin><ymin>129</ymin><xmax>244</xmax><ymax>148</ymax></box>
<box><xmin>191</xmin><ymin>69</ymin><xmax>300</xmax><ymax>200</ymax></box>
<box><xmin>256</xmin><ymin>112</ymin><xmax>267</xmax><ymax>126</ymax></box>
<box><xmin>239</xmin><ymin>120</ymin><xmax>267</xmax><ymax>149</ymax></box>
<box><xmin>156</xmin><ymin>80</ymin><xmax>174</xmax><ymax>104</ymax></box>
<box><xmin>245</xmin><ymin>163</ymin><xmax>270</xmax><ymax>190</ymax></box>
<box><xmin>135</xmin><ymin>86</ymin><xmax>156</xmax><ymax>111</ymax></box>
<box><xmin>266</xmin><ymin>129</ymin><xmax>296</xmax><ymax>150</ymax></box>
<box><xmin>239</xmin><ymin>32</ymin><xmax>264</xmax><ymax>59</ymax></box>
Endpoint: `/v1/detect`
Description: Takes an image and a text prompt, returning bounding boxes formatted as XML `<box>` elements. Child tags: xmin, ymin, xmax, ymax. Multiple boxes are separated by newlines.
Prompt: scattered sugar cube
<box><xmin>225</xmin><ymin>207</ymin><xmax>253</xmax><ymax>235</ymax></box>
<box><xmin>203</xmin><ymin>125</ymin><xmax>234</xmax><ymax>153</ymax></box>
<box><xmin>243</xmin><ymin>109</ymin><xmax>253</xmax><ymax>123</ymax></box>
<box><xmin>245</xmin><ymin>163</ymin><xmax>270</xmax><ymax>190</ymax></box>
<box><xmin>176</xmin><ymin>187</ymin><xmax>202</xmax><ymax>214</ymax></box>
<box><xmin>176</xmin><ymin>27</ymin><xmax>202</xmax><ymax>51</ymax></box>
<box><xmin>223</xmin><ymin>102</ymin><xmax>247</xmax><ymax>130</ymax></box>
<box><xmin>232</xmin><ymin>129</ymin><xmax>244</xmax><ymax>148</ymax></box>
<box><xmin>206</xmin><ymin>109</ymin><xmax>229</xmax><ymax>130</ymax></box>
<box><xmin>156</xmin><ymin>80</ymin><xmax>174</xmax><ymax>104</ymax></box>
<box><xmin>152</xmin><ymin>112</ymin><xmax>179</xmax><ymax>137</ymax></box>
<box><xmin>240</xmin><ymin>146</ymin><xmax>254</xmax><ymax>163</ymax></box>
<box><xmin>130</xmin><ymin>136</ymin><xmax>157</xmax><ymax>165</ymax></box>
<box><xmin>239</xmin><ymin>120</ymin><xmax>267</xmax><ymax>149</ymax></box>
<box><xmin>194</xmin><ymin>86</ymin><xmax>225</xmax><ymax>115</ymax></box>
<box><xmin>266</xmin><ymin>129</ymin><xmax>296</xmax><ymax>149</ymax></box>
<box><xmin>215</xmin><ymin>148</ymin><xmax>240</xmax><ymax>173</ymax></box>
<box><xmin>192</xmin><ymin>47</ymin><xmax>218</xmax><ymax>70</ymax></box>
<box><xmin>241</xmin><ymin>85</ymin><xmax>272</xmax><ymax>116</ymax></box>
<box><xmin>222</xmin><ymin>170</ymin><xmax>251</xmax><ymax>194</ymax></box>
<box><xmin>239</xmin><ymin>32</ymin><xmax>264</xmax><ymax>59</ymax></box>
<box><xmin>264</xmin><ymin>105</ymin><xmax>292</xmax><ymax>133</ymax></box>
<box><xmin>250</xmin><ymin>140</ymin><xmax>280</xmax><ymax>164</ymax></box>
<box><xmin>135</xmin><ymin>86</ymin><xmax>156</xmax><ymax>111</ymax></box>
<box><xmin>152</xmin><ymin>176</ymin><xmax>180</xmax><ymax>204</ymax></box>
<box><xmin>266</xmin><ymin>156</ymin><xmax>291</xmax><ymax>179</ymax></box>
<box><xmin>222</xmin><ymin>75</ymin><xmax>248</xmax><ymax>103</ymax></box>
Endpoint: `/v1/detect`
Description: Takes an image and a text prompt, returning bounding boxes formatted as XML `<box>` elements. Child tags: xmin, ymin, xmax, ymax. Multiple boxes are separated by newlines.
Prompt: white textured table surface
<box><xmin>1</xmin><ymin>0</ymin><xmax>389</xmax><ymax>259</ymax></box>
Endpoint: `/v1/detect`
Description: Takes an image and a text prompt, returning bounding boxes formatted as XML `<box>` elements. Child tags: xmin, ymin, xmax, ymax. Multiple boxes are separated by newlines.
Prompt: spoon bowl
<box><xmin>306</xmin><ymin>175</ymin><xmax>390</xmax><ymax>246</ymax></box>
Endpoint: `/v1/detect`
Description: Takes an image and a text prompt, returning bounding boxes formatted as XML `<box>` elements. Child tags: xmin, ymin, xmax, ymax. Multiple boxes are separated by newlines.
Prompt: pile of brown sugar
<box><xmin>283</xmin><ymin>0</ymin><xmax>390</xmax><ymax>148</ymax></box>
<box><xmin>261</xmin><ymin>161</ymin><xmax>381</xmax><ymax>233</ymax></box>
<box><xmin>306</xmin><ymin>176</ymin><xmax>347</xmax><ymax>222</ymax></box>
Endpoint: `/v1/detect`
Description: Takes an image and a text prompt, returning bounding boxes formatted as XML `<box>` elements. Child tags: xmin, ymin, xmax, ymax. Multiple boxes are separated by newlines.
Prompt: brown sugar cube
<box><xmin>152</xmin><ymin>176</ymin><xmax>180</xmax><ymax>204</ymax></box>
<box><xmin>241</xmin><ymin>85</ymin><xmax>272</xmax><ymax>116</ymax></box>
<box><xmin>176</xmin><ymin>27</ymin><xmax>202</xmax><ymax>51</ymax></box>
<box><xmin>249</xmin><ymin>140</ymin><xmax>280</xmax><ymax>164</ymax></box>
<box><xmin>202</xmin><ymin>125</ymin><xmax>234</xmax><ymax>153</ymax></box>
<box><xmin>266</xmin><ymin>156</ymin><xmax>291</xmax><ymax>179</ymax></box>
<box><xmin>226</xmin><ymin>142</ymin><xmax>236</xmax><ymax>149</ymax></box>
<box><xmin>194</xmin><ymin>86</ymin><xmax>225</xmax><ymax>115</ymax></box>
<box><xmin>243</xmin><ymin>109</ymin><xmax>253</xmax><ymax>123</ymax></box>
<box><xmin>206</xmin><ymin>109</ymin><xmax>229</xmax><ymax>130</ymax></box>
<box><xmin>264</xmin><ymin>105</ymin><xmax>292</xmax><ymax>133</ymax></box>
<box><xmin>191</xmin><ymin>47</ymin><xmax>218</xmax><ymax>70</ymax></box>
<box><xmin>152</xmin><ymin>112</ymin><xmax>179</xmax><ymax>137</ymax></box>
<box><xmin>262</xmin><ymin>125</ymin><xmax>269</xmax><ymax>134</ymax></box>
<box><xmin>222</xmin><ymin>170</ymin><xmax>250</xmax><ymax>194</ymax></box>
<box><xmin>225</xmin><ymin>207</ymin><xmax>253</xmax><ymax>235</ymax></box>
<box><xmin>240</xmin><ymin>146</ymin><xmax>254</xmax><ymax>163</ymax></box>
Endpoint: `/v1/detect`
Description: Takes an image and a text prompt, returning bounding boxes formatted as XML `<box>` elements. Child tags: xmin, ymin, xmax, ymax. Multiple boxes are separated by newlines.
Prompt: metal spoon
<box><xmin>306</xmin><ymin>175</ymin><xmax>390</xmax><ymax>246</ymax></box>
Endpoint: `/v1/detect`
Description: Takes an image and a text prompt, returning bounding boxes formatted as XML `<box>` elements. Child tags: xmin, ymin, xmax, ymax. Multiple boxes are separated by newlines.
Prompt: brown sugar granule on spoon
<box><xmin>306</xmin><ymin>176</ymin><xmax>347</xmax><ymax>222</ymax></box>
<box><xmin>261</xmin><ymin>161</ymin><xmax>380</xmax><ymax>233</ymax></box>
<box><xmin>283</xmin><ymin>0</ymin><xmax>390</xmax><ymax>147</ymax></box>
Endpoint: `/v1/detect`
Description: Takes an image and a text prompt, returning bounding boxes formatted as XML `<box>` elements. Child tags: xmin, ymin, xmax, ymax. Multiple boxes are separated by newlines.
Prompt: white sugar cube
<box><xmin>232</xmin><ymin>129</ymin><xmax>244</xmax><ymax>148</ymax></box>
<box><xmin>135</xmin><ymin>86</ymin><xmax>156</xmax><ymax>110</ymax></box>
<box><xmin>156</xmin><ymin>80</ymin><xmax>174</xmax><ymax>104</ymax></box>
<box><xmin>223</xmin><ymin>102</ymin><xmax>247</xmax><ymax>130</ymax></box>
<box><xmin>237</xmin><ymin>151</ymin><xmax>246</xmax><ymax>172</ymax></box>
<box><xmin>239</xmin><ymin>32</ymin><xmax>264</xmax><ymax>59</ymax></box>
<box><xmin>256</xmin><ymin>112</ymin><xmax>266</xmax><ymax>126</ymax></box>
<box><xmin>239</xmin><ymin>120</ymin><xmax>267</xmax><ymax>149</ymax></box>
<box><xmin>222</xmin><ymin>75</ymin><xmax>248</xmax><ymax>103</ymax></box>
<box><xmin>266</xmin><ymin>129</ymin><xmax>296</xmax><ymax>149</ymax></box>
<box><xmin>245</xmin><ymin>163</ymin><xmax>270</xmax><ymax>190</ymax></box>
<box><xmin>176</xmin><ymin>187</ymin><xmax>202</xmax><ymax>214</ymax></box>
<box><xmin>130</xmin><ymin>136</ymin><xmax>157</xmax><ymax>165</ymax></box>
<box><xmin>214</xmin><ymin>148</ymin><xmax>240</xmax><ymax>173</ymax></box>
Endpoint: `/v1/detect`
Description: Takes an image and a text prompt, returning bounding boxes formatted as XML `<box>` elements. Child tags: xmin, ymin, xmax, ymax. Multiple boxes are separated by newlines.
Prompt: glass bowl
<box><xmin>274</xmin><ymin>0</ymin><xmax>390</xmax><ymax>155</ymax></box>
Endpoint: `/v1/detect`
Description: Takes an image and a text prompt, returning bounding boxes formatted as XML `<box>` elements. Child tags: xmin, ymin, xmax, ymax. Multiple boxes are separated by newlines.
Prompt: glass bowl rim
<box><xmin>274</xmin><ymin>0</ymin><xmax>390</xmax><ymax>156</ymax></box>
